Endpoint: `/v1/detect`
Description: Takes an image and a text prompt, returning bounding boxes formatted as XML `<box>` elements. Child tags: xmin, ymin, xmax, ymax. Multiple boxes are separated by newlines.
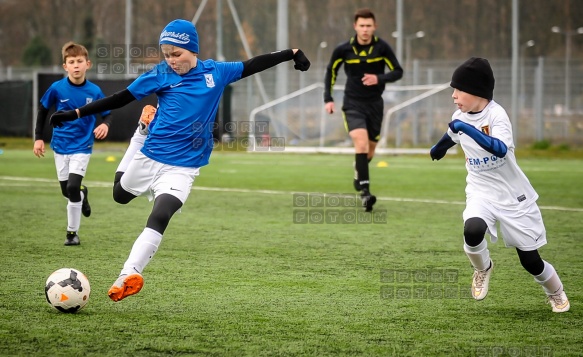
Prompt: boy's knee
<box><xmin>113</xmin><ymin>184</ymin><xmax>135</xmax><ymax>204</ymax></box>
<box><xmin>66</xmin><ymin>182</ymin><xmax>81</xmax><ymax>202</ymax></box>
<box><xmin>464</xmin><ymin>217</ymin><xmax>488</xmax><ymax>247</ymax></box>
<box><xmin>113</xmin><ymin>195</ymin><xmax>129</xmax><ymax>204</ymax></box>
<box><xmin>59</xmin><ymin>181</ymin><xmax>69</xmax><ymax>198</ymax></box>
<box><xmin>114</xmin><ymin>171</ymin><xmax>124</xmax><ymax>186</ymax></box>
<box><xmin>516</xmin><ymin>249</ymin><xmax>544</xmax><ymax>276</ymax></box>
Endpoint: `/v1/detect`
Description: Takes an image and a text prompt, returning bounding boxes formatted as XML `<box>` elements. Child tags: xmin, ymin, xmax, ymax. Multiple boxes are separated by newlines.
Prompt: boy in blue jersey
<box><xmin>34</xmin><ymin>41</ymin><xmax>112</xmax><ymax>246</ymax></box>
<box><xmin>50</xmin><ymin>19</ymin><xmax>310</xmax><ymax>302</ymax></box>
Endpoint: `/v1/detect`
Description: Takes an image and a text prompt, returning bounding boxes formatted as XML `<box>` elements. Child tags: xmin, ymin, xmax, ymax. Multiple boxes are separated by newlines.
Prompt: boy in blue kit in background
<box><xmin>34</xmin><ymin>41</ymin><xmax>112</xmax><ymax>246</ymax></box>
<box><xmin>50</xmin><ymin>19</ymin><xmax>311</xmax><ymax>302</ymax></box>
<box><xmin>430</xmin><ymin>57</ymin><xmax>569</xmax><ymax>312</ymax></box>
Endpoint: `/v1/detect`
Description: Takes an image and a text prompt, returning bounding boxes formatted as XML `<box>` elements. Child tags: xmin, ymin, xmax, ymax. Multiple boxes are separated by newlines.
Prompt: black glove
<box><xmin>50</xmin><ymin>110</ymin><xmax>78</xmax><ymax>128</ymax></box>
<box><xmin>293</xmin><ymin>49</ymin><xmax>310</xmax><ymax>71</ymax></box>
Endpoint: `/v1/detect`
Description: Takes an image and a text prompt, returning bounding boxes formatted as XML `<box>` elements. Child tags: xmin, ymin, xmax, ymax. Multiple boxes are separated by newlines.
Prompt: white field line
<box><xmin>1</xmin><ymin>175</ymin><xmax>582</xmax><ymax>212</ymax></box>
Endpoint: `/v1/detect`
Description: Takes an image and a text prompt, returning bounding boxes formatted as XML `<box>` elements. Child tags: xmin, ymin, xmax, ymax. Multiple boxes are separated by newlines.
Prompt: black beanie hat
<box><xmin>450</xmin><ymin>57</ymin><xmax>495</xmax><ymax>100</ymax></box>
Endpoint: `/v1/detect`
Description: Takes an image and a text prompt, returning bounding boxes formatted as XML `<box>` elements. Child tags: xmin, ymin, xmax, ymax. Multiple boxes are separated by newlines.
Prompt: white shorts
<box><xmin>463</xmin><ymin>198</ymin><xmax>547</xmax><ymax>251</ymax></box>
<box><xmin>54</xmin><ymin>153</ymin><xmax>91</xmax><ymax>181</ymax></box>
<box><xmin>120</xmin><ymin>151</ymin><xmax>199</xmax><ymax>203</ymax></box>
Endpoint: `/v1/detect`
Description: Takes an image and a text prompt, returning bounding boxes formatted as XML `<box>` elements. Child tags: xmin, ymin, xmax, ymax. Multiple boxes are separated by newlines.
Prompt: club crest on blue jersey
<box><xmin>205</xmin><ymin>74</ymin><xmax>215</xmax><ymax>88</ymax></box>
<box><xmin>86</xmin><ymin>98</ymin><xmax>93</xmax><ymax>105</ymax></box>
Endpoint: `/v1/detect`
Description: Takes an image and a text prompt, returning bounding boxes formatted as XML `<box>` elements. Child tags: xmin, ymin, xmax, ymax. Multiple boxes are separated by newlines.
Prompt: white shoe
<box><xmin>471</xmin><ymin>260</ymin><xmax>493</xmax><ymax>300</ymax></box>
<box><xmin>548</xmin><ymin>291</ymin><xmax>570</xmax><ymax>313</ymax></box>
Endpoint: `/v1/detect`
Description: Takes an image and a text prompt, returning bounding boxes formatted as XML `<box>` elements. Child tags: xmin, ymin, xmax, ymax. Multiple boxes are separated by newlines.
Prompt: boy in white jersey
<box><xmin>50</xmin><ymin>19</ymin><xmax>311</xmax><ymax>302</ymax></box>
<box><xmin>430</xmin><ymin>57</ymin><xmax>569</xmax><ymax>312</ymax></box>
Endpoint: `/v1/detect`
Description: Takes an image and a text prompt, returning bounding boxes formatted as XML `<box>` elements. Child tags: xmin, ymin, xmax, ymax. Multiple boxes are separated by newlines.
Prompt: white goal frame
<box><xmin>247</xmin><ymin>82</ymin><xmax>452</xmax><ymax>154</ymax></box>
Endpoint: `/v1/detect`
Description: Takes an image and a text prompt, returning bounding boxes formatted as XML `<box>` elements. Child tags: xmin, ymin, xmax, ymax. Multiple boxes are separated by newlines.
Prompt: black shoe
<box><xmin>64</xmin><ymin>232</ymin><xmax>80</xmax><ymax>246</ymax></box>
<box><xmin>81</xmin><ymin>185</ymin><xmax>91</xmax><ymax>217</ymax></box>
<box><xmin>361</xmin><ymin>189</ymin><xmax>377</xmax><ymax>212</ymax></box>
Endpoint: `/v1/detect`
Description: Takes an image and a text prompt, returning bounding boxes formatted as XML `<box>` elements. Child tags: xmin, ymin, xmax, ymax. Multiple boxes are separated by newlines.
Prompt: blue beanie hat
<box><xmin>159</xmin><ymin>19</ymin><xmax>199</xmax><ymax>53</ymax></box>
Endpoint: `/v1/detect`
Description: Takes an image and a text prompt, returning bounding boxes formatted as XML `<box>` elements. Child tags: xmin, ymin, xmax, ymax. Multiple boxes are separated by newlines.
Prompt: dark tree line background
<box><xmin>1</xmin><ymin>0</ymin><xmax>582</xmax><ymax>68</ymax></box>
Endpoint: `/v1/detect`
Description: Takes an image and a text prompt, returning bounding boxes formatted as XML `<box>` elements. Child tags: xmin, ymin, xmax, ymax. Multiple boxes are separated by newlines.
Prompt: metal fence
<box><xmin>2</xmin><ymin>57</ymin><xmax>583</xmax><ymax>147</ymax></box>
<box><xmin>229</xmin><ymin>57</ymin><xmax>583</xmax><ymax>148</ymax></box>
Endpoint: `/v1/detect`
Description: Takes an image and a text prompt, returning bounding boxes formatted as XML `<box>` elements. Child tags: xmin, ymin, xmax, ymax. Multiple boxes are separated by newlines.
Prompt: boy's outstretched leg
<box><xmin>108</xmin><ymin>194</ymin><xmax>182</xmax><ymax>302</ymax></box>
<box><xmin>517</xmin><ymin>248</ymin><xmax>570</xmax><ymax>313</ymax></box>
<box><xmin>107</xmin><ymin>227</ymin><xmax>161</xmax><ymax>302</ymax></box>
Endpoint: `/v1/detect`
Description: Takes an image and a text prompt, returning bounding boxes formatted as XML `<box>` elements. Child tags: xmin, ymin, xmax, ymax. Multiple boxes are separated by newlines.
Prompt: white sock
<box><xmin>116</xmin><ymin>128</ymin><xmax>146</xmax><ymax>173</ymax></box>
<box><xmin>534</xmin><ymin>261</ymin><xmax>563</xmax><ymax>295</ymax></box>
<box><xmin>463</xmin><ymin>239</ymin><xmax>491</xmax><ymax>271</ymax></box>
<box><xmin>67</xmin><ymin>200</ymin><xmax>82</xmax><ymax>232</ymax></box>
<box><xmin>120</xmin><ymin>228</ymin><xmax>162</xmax><ymax>276</ymax></box>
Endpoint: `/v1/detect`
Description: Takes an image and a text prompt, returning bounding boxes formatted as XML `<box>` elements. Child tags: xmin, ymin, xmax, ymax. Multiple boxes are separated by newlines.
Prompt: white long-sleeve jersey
<box><xmin>448</xmin><ymin>100</ymin><xmax>538</xmax><ymax>209</ymax></box>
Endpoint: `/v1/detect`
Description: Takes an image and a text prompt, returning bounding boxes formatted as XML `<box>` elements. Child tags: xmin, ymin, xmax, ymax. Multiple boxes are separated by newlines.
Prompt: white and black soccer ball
<box><xmin>45</xmin><ymin>268</ymin><xmax>91</xmax><ymax>313</ymax></box>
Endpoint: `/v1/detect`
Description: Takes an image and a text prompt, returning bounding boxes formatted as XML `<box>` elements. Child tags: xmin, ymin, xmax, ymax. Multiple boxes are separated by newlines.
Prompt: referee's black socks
<box><xmin>355</xmin><ymin>153</ymin><xmax>370</xmax><ymax>191</ymax></box>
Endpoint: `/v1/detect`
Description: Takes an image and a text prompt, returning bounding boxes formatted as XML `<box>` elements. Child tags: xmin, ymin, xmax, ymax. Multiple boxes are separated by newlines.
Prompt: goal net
<box><xmin>246</xmin><ymin>82</ymin><xmax>453</xmax><ymax>154</ymax></box>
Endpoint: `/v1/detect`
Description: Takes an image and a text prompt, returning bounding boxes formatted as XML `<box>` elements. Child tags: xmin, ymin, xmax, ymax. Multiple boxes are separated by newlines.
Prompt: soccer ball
<box><xmin>45</xmin><ymin>268</ymin><xmax>91</xmax><ymax>313</ymax></box>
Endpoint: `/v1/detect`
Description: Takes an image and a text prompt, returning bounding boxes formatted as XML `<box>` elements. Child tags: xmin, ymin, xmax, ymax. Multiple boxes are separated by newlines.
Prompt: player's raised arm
<box><xmin>240</xmin><ymin>49</ymin><xmax>310</xmax><ymax>79</ymax></box>
<box><xmin>49</xmin><ymin>89</ymin><xmax>136</xmax><ymax>128</ymax></box>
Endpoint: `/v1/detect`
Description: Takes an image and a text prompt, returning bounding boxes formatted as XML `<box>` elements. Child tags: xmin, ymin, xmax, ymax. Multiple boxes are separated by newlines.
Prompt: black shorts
<box><xmin>342</xmin><ymin>97</ymin><xmax>384</xmax><ymax>142</ymax></box>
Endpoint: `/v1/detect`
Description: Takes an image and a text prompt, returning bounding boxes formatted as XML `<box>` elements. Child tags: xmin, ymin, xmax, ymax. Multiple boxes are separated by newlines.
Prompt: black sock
<box><xmin>355</xmin><ymin>153</ymin><xmax>369</xmax><ymax>191</ymax></box>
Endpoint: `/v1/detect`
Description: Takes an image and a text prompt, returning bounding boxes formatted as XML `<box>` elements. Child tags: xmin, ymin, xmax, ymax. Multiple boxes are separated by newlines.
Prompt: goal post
<box><xmin>246</xmin><ymin>82</ymin><xmax>453</xmax><ymax>154</ymax></box>
<box><xmin>378</xmin><ymin>82</ymin><xmax>451</xmax><ymax>149</ymax></box>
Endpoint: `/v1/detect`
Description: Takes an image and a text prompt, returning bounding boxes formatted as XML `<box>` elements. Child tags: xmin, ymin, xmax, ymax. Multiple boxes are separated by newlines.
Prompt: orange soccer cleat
<box><xmin>108</xmin><ymin>273</ymin><xmax>144</xmax><ymax>302</ymax></box>
<box><xmin>138</xmin><ymin>105</ymin><xmax>157</xmax><ymax>135</ymax></box>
